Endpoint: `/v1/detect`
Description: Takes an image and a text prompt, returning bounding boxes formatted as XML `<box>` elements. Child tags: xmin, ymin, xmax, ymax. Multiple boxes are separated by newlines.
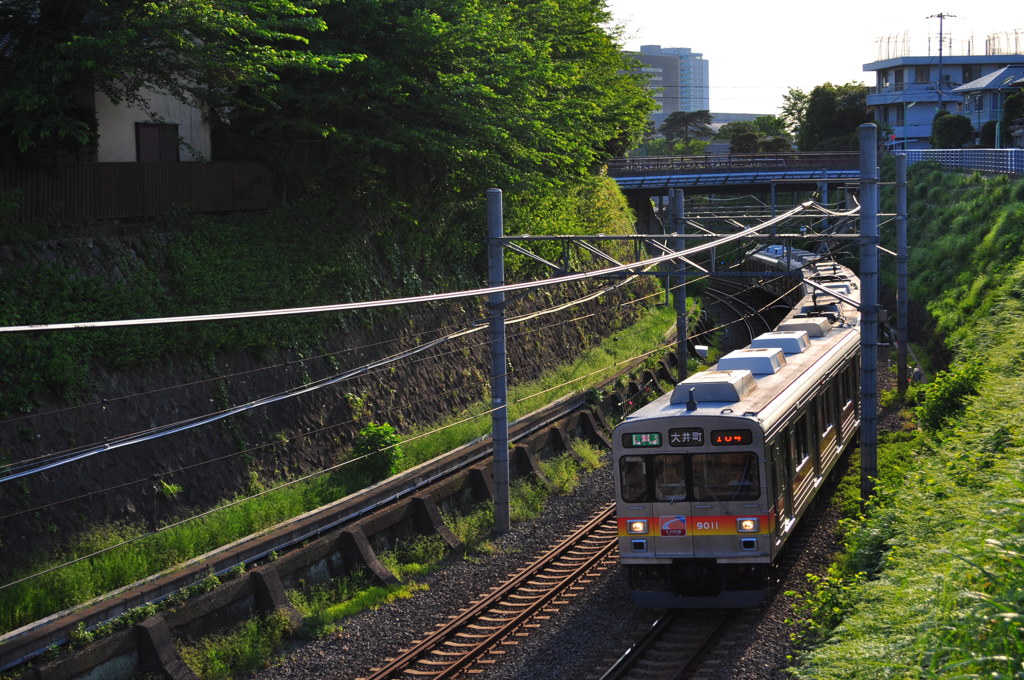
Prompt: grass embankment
<box><xmin>789</xmin><ymin>166</ymin><xmax>1024</xmax><ymax>677</ymax></box>
<box><xmin>0</xmin><ymin>302</ymin><xmax>680</xmax><ymax>635</ymax></box>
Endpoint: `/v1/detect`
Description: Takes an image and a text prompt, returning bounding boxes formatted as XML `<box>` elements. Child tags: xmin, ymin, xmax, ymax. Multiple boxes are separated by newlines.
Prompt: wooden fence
<box><xmin>0</xmin><ymin>162</ymin><xmax>273</xmax><ymax>224</ymax></box>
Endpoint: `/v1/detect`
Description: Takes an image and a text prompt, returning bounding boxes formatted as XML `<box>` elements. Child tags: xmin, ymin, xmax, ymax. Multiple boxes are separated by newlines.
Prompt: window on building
<box><xmin>915</xmin><ymin>66</ymin><xmax>930</xmax><ymax>84</ymax></box>
<box><xmin>894</xmin><ymin>69</ymin><xmax>905</xmax><ymax>91</ymax></box>
<box><xmin>962</xmin><ymin>65</ymin><xmax>980</xmax><ymax>84</ymax></box>
<box><xmin>136</xmin><ymin>123</ymin><xmax>180</xmax><ymax>162</ymax></box>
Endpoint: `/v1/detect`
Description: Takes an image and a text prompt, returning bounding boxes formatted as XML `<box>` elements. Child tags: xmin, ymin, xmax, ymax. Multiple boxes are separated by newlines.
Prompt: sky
<box><xmin>603</xmin><ymin>1</ymin><xmax>1020</xmax><ymax>115</ymax></box>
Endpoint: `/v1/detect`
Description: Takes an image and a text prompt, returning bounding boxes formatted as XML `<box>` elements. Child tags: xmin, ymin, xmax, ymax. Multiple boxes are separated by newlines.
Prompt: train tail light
<box><xmin>737</xmin><ymin>517</ymin><xmax>760</xmax><ymax>533</ymax></box>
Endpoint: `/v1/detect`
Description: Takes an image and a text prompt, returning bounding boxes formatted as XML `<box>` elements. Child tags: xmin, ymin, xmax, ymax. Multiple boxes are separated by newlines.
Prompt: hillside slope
<box><xmin>790</xmin><ymin>166</ymin><xmax>1024</xmax><ymax>678</ymax></box>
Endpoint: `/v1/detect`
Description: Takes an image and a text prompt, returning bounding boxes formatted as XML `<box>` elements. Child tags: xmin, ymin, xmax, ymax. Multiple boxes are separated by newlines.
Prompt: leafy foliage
<box><xmin>351</xmin><ymin>422</ymin><xmax>402</xmax><ymax>483</ymax></box>
<box><xmin>658</xmin><ymin>110</ymin><xmax>713</xmax><ymax>144</ymax></box>
<box><xmin>929</xmin><ymin>109</ymin><xmax>974</xmax><ymax>148</ymax></box>
<box><xmin>219</xmin><ymin>0</ymin><xmax>655</xmax><ymax>197</ymax></box>
<box><xmin>0</xmin><ymin>0</ymin><xmax>357</xmax><ymax>161</ymax></box>
<box><xmin>796</xmin><ymin>82</ymin><xmax>870</xmax><ymax>151</ymax></box>
<box><xmin>780</xmin><ymin>87</ymin><xmax>809</xmax><ymax>137</ymax></box>
<box><xmin>715</xmin><ymin>116</ymin><xmax>792</xmax><ymax>152</ymax></box>
<box><xmin>915</xmin><ymin>361</ymin><xmax>983</xmax><ymax>431</ymax></box>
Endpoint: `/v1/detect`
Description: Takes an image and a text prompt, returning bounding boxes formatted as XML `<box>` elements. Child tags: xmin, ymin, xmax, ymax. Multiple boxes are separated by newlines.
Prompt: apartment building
<box><xmin>865</xmin><ymin>51</ymin><xmax>1024</xmax><ymax>149</ymax></box>
<box><xmin>627</xmin><ymin>45</ymin><xmax>710</xmax><ymax>129</ymax></box>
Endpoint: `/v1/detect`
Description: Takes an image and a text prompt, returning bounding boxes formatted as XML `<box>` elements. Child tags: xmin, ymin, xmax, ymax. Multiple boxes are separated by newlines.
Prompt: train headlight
<box><xmin>736</xmin><ymin>517</ymin><xmax>759</xmax><ymax>533</ymax></box>
<box><xmin>627</xmin><ymin>519</ymin><xmax>649</xmax><ymax>535</ymax></box>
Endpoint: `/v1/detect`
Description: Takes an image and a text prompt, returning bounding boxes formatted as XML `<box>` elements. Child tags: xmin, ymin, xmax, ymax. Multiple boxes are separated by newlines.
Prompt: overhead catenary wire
<box><xmin>0</xmin><ymin>202</ymin><xmax>818</xmax><ymax>335</ymax></box>
<box><xmin>1</xmin><ymin>202</ymin><xmax>851</xmax><ymax>484</ymax></box>
<box><xmin>0</xmin><ymin>272</ymin><xmax>649</xmax><ymax>484</ymax></box>
<box><xmin>0</xmin><ymin>275</ymin><xmax>671</xmax><ymax>522</ymax></box>
<box><xmin>0</xmin><ymin>229</ymin><xmax>839</xmax><ymax>592</ymax></box>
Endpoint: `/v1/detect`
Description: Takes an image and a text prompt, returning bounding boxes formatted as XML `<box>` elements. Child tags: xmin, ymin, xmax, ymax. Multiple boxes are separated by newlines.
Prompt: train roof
<box><xmin>620</xmin><ymin>257</ymin><xmax>860</xmax><ymax>434</ymax></box>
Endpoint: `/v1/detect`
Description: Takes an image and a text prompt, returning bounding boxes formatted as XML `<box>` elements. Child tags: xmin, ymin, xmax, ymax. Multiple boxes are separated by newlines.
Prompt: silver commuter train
<box><xmin>612</xmin><ymin>247</ymin><xmax>861</xmax><ymax>607</ymax></box>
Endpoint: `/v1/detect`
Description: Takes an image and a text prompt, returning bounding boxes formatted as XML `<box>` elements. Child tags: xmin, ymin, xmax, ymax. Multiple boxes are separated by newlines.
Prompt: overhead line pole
<box><xmin>671</xmin><ymin>189</ymin><xmax>688</xmax><ymax>381</ymax></box>
<box><xmin>896</xmin><ymin>155</ymin><xmax>909</xmax><ymax>393</ymax></box>
<box><xmin>487</xmin><ymin>188</ymin><xmax>510</xmax><ymax>533</ymax></box>
<box><xmin>858</xmin><ymin>125</ymin><xmax>879</xmax><ymax>503</ymax></box>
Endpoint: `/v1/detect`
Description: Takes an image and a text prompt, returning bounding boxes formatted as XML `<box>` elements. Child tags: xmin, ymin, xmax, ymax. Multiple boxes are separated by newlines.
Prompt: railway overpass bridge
<box><xmin>606</xmin><ymin>151</ymin><xmax>861</xmax><ymax>233</ymax></box>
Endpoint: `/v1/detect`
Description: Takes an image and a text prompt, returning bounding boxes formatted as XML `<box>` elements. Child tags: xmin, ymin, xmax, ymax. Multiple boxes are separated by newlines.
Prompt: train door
<box><xmin>617</xmin><ymin>454</ymin><xmax>694</xmax><ymax>559</ymax></box>
<box><xmin>650</xmin><ymin>454</ymin><xmax>694</xmax><ymax>558</ymax></box>
<box><xmin>770</xmin><ymin>432</ymin><xmax>793</xmax><ymax>538</ymax></box>
<box><xmin>839</xmin><ymin>363</ymin><xmax>858</xmax><ymax>439</ymax></box>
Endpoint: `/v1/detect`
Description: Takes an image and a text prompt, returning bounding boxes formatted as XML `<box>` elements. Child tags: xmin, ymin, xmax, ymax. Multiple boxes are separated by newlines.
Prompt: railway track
<box><xmin>359</xmin><ymin>503</ymin><xmax>619</xmax><ymax>680</ymax></box>
<box><xmin>597</xmin><ymin>610</ymin><xmax>735</xmax><ymax>680</ymax></box>
<box><xmin>703</xmin><ymin>280</ymin><xmax>775</xmax><ymax>345</ymax></box>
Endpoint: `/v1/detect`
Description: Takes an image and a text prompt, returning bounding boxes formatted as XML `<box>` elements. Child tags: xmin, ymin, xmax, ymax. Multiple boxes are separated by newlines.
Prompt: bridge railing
<box><xmin>606</xmin><ymin>152</ymin><xmax>859</xmax><ymax>176</ymax></box>
<box><xmin>902</xmin><ymin>149</ymin><xmax>1024</xmax><ymax>175</ymax></box>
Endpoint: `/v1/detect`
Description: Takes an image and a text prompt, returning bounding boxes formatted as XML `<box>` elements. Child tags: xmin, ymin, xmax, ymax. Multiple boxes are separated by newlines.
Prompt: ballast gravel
<box><xmin>249</xmin><ymin>457</ymin><xmax>841</xmax><ymax>680</ymax></box>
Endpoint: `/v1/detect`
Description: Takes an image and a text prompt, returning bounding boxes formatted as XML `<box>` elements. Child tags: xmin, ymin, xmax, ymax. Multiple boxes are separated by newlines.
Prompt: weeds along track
<box><xmin>359</xmin><ymin>504</ymin><xmax>618</xmax><ymax>680</ymax></box>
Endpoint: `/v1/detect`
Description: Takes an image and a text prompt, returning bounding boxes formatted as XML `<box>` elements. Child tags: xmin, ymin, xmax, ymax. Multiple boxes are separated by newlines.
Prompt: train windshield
<box><xmin>618</xmin><ymin>453</ymin><xmax>759</xmax><ymax>502</ymax></box>
<box><xmin>619</xmin><ymin>456</ymin><xmax>649</xmax><ymax>502</ymax></box>
<box><xmin>654</xmin><ymin>455</ymin><xmax>688</xmax><ymax>502</ymax></box>
<box><xmin>692</xmin><ymin>452</ymin><xmax>760</xmax><ymax>501</ymax></box>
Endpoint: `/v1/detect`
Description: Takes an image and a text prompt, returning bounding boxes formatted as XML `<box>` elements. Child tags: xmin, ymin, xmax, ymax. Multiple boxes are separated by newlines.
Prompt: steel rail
<box><xmin>359</xmin><ymin>504</ymin><xmax>618</xmax><ymax>679</ymax></box>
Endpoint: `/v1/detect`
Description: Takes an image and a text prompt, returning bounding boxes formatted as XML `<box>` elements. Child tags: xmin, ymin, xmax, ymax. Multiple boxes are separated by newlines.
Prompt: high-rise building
<box><xmin>628</xmin><ymin>45</ymin><xmax>710</xmax><ymax>128</ymax></box>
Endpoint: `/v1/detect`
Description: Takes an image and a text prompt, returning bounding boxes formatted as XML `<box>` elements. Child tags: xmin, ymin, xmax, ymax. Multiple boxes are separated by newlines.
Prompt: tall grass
<box><xmin>788</xmin><ymin>269</ymin><xmax>1024</xmax><ymax>678</ymax></box>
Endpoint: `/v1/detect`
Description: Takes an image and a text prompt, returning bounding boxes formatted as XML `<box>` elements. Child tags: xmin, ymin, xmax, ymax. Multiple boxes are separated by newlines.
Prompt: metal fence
<box><xmin>902</xmin><ymin>149</ymin><xmax>1024</xmax><ymax>175</ymax></box>
<box><xmin>0</xmin><ymin>161</ymin><xmax>273</xmax><ymax>224</ymax></box>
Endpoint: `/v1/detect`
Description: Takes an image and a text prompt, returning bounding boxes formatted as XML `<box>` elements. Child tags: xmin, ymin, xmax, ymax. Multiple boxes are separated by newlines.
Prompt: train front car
<box><xmin>613</xmin><ymin>253</ymin><xmax>861</xmax><ymax>608</ymax></box>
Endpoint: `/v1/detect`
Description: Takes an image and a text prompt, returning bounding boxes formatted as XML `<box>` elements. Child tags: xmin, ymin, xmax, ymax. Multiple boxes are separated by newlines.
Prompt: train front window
<box><xmin>691</xmin><ymin>452</ymin><xmax>760</xmax><ymax>501</ymax></box>
<box><xmin>619</xmin><ymin>456</ymin><xmax>650</xmax><ymax>502</ymax></box>
<box><xmin>653</xmin><ymin>454</ymin><xmax>688</xmax><ymax>502</ymax></box>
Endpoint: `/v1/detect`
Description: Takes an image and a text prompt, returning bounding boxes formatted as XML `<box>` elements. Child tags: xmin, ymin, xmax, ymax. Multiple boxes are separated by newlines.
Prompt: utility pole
<box><xmin>928</xmin><ymin>13</ymin><xmax>956</xmax><ymax>109</ymax></box>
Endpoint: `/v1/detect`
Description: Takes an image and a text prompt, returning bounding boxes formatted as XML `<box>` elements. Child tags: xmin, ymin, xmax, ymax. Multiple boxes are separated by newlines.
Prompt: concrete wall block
<box><xmin>338</xmin><ymin>527</ymin><xmax>398</xmax><ymax>586</ymax></box>
<box><xmin>135</xmin><ymin>616</ymin><xmax>197</xmax><ymax>680</ymax></box>
<box><xmin>410</xmin><ymin>493</ymin><xmax>461</xmax><ymax>550</ymax></box>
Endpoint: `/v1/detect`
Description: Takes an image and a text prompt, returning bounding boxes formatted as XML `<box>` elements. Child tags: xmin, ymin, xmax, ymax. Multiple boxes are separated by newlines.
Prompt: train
<box><xmin>612</xmin><ymin>246</ymin><xmax>861</xmax><ymax>607</ymax></box>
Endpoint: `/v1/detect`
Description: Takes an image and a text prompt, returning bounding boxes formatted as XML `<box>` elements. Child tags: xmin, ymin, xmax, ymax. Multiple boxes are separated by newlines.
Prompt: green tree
<box><xmin>752</xmin><ymin>115</ymin><xmax>789</xmax><ymax>138</ymax></box>
<box><xmin>760</xmin><ymin>136</ymin><xmax>793</xmax><ymax>152</ymax></box>
<box><xmin>659</xmin><ymin>110</ymin><xmax>713</xmax><ymax>144</ymax></box>
<box><xmin>796</xmin><ymin>82</ymin><xmax>870</xmax><ymax>151</ymax></box>
<box><xmin>717</xmin><ymin>116</ymin><xmax>791</xmax><ymax>152</ymax></box>
<box><xmin>730</xmin><ymin>131</ymin><xmax>760</xmax><ymax>153</ymax></box>
<box><xmin>1000</xmin><ymin>89</ymin><xmax>1024</xmax><ymax>146</ymax></box>
<box><xmin>715</xmin><ymin>121</ymin><xmax>758</xmax><ymax>141</ymax></box>
<box><xmin>222</xmin><ymin>0</ymin><xmax>655</xmax><ymax>195</ymax></box>
<box><xmin>780</xmin><ymin>87</ymin><xmax>810</xmax><ymax>137</ymax></box>
<box><xmin>0</xmin><ymin>0</ymin><xmax>357</xmax><ymax>161</ymax></box>
<box><xmin>930</xmin><ymin>110</ymin><xmax>974</xmax><ymax>148</ymax></box>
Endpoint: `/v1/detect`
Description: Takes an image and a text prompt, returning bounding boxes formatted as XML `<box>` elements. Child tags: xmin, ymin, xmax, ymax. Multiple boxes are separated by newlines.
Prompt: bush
<box><xmin>915</xmin><ymin>362</ymin><xmax>983</xmax><ymax>431</ymax></box>
<box><xmin>350</xmin><ymin>422</ymin><xmax>401</xmax><ymax>483</ymax></box>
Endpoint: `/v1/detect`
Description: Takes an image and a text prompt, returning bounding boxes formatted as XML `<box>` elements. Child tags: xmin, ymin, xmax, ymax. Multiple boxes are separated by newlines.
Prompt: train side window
<box><xmin>794</xmin><ymin>415</ymin><xmax>811</xmax><ymax>463</ymax></box>
<box><xmin>619</xmin><ymin>456</ymin><xmax>650</xmax><ymax>503</ymax></box>
<box><xmin>691</xmin><ymin>452</ymin><xmax>760</xmax><ymax>501</ymax></box>
<box><xmin>653</xmin><ymin>454</ymin><xmax>688</xmax><ymax>502</ymax></box>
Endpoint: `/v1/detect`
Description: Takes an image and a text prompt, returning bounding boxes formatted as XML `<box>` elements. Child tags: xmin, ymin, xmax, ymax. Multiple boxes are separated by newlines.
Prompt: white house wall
<box><xmin>95</xmin><ymin>87</ymin><xmax>211</xmax><ymax>162</ymax></box>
